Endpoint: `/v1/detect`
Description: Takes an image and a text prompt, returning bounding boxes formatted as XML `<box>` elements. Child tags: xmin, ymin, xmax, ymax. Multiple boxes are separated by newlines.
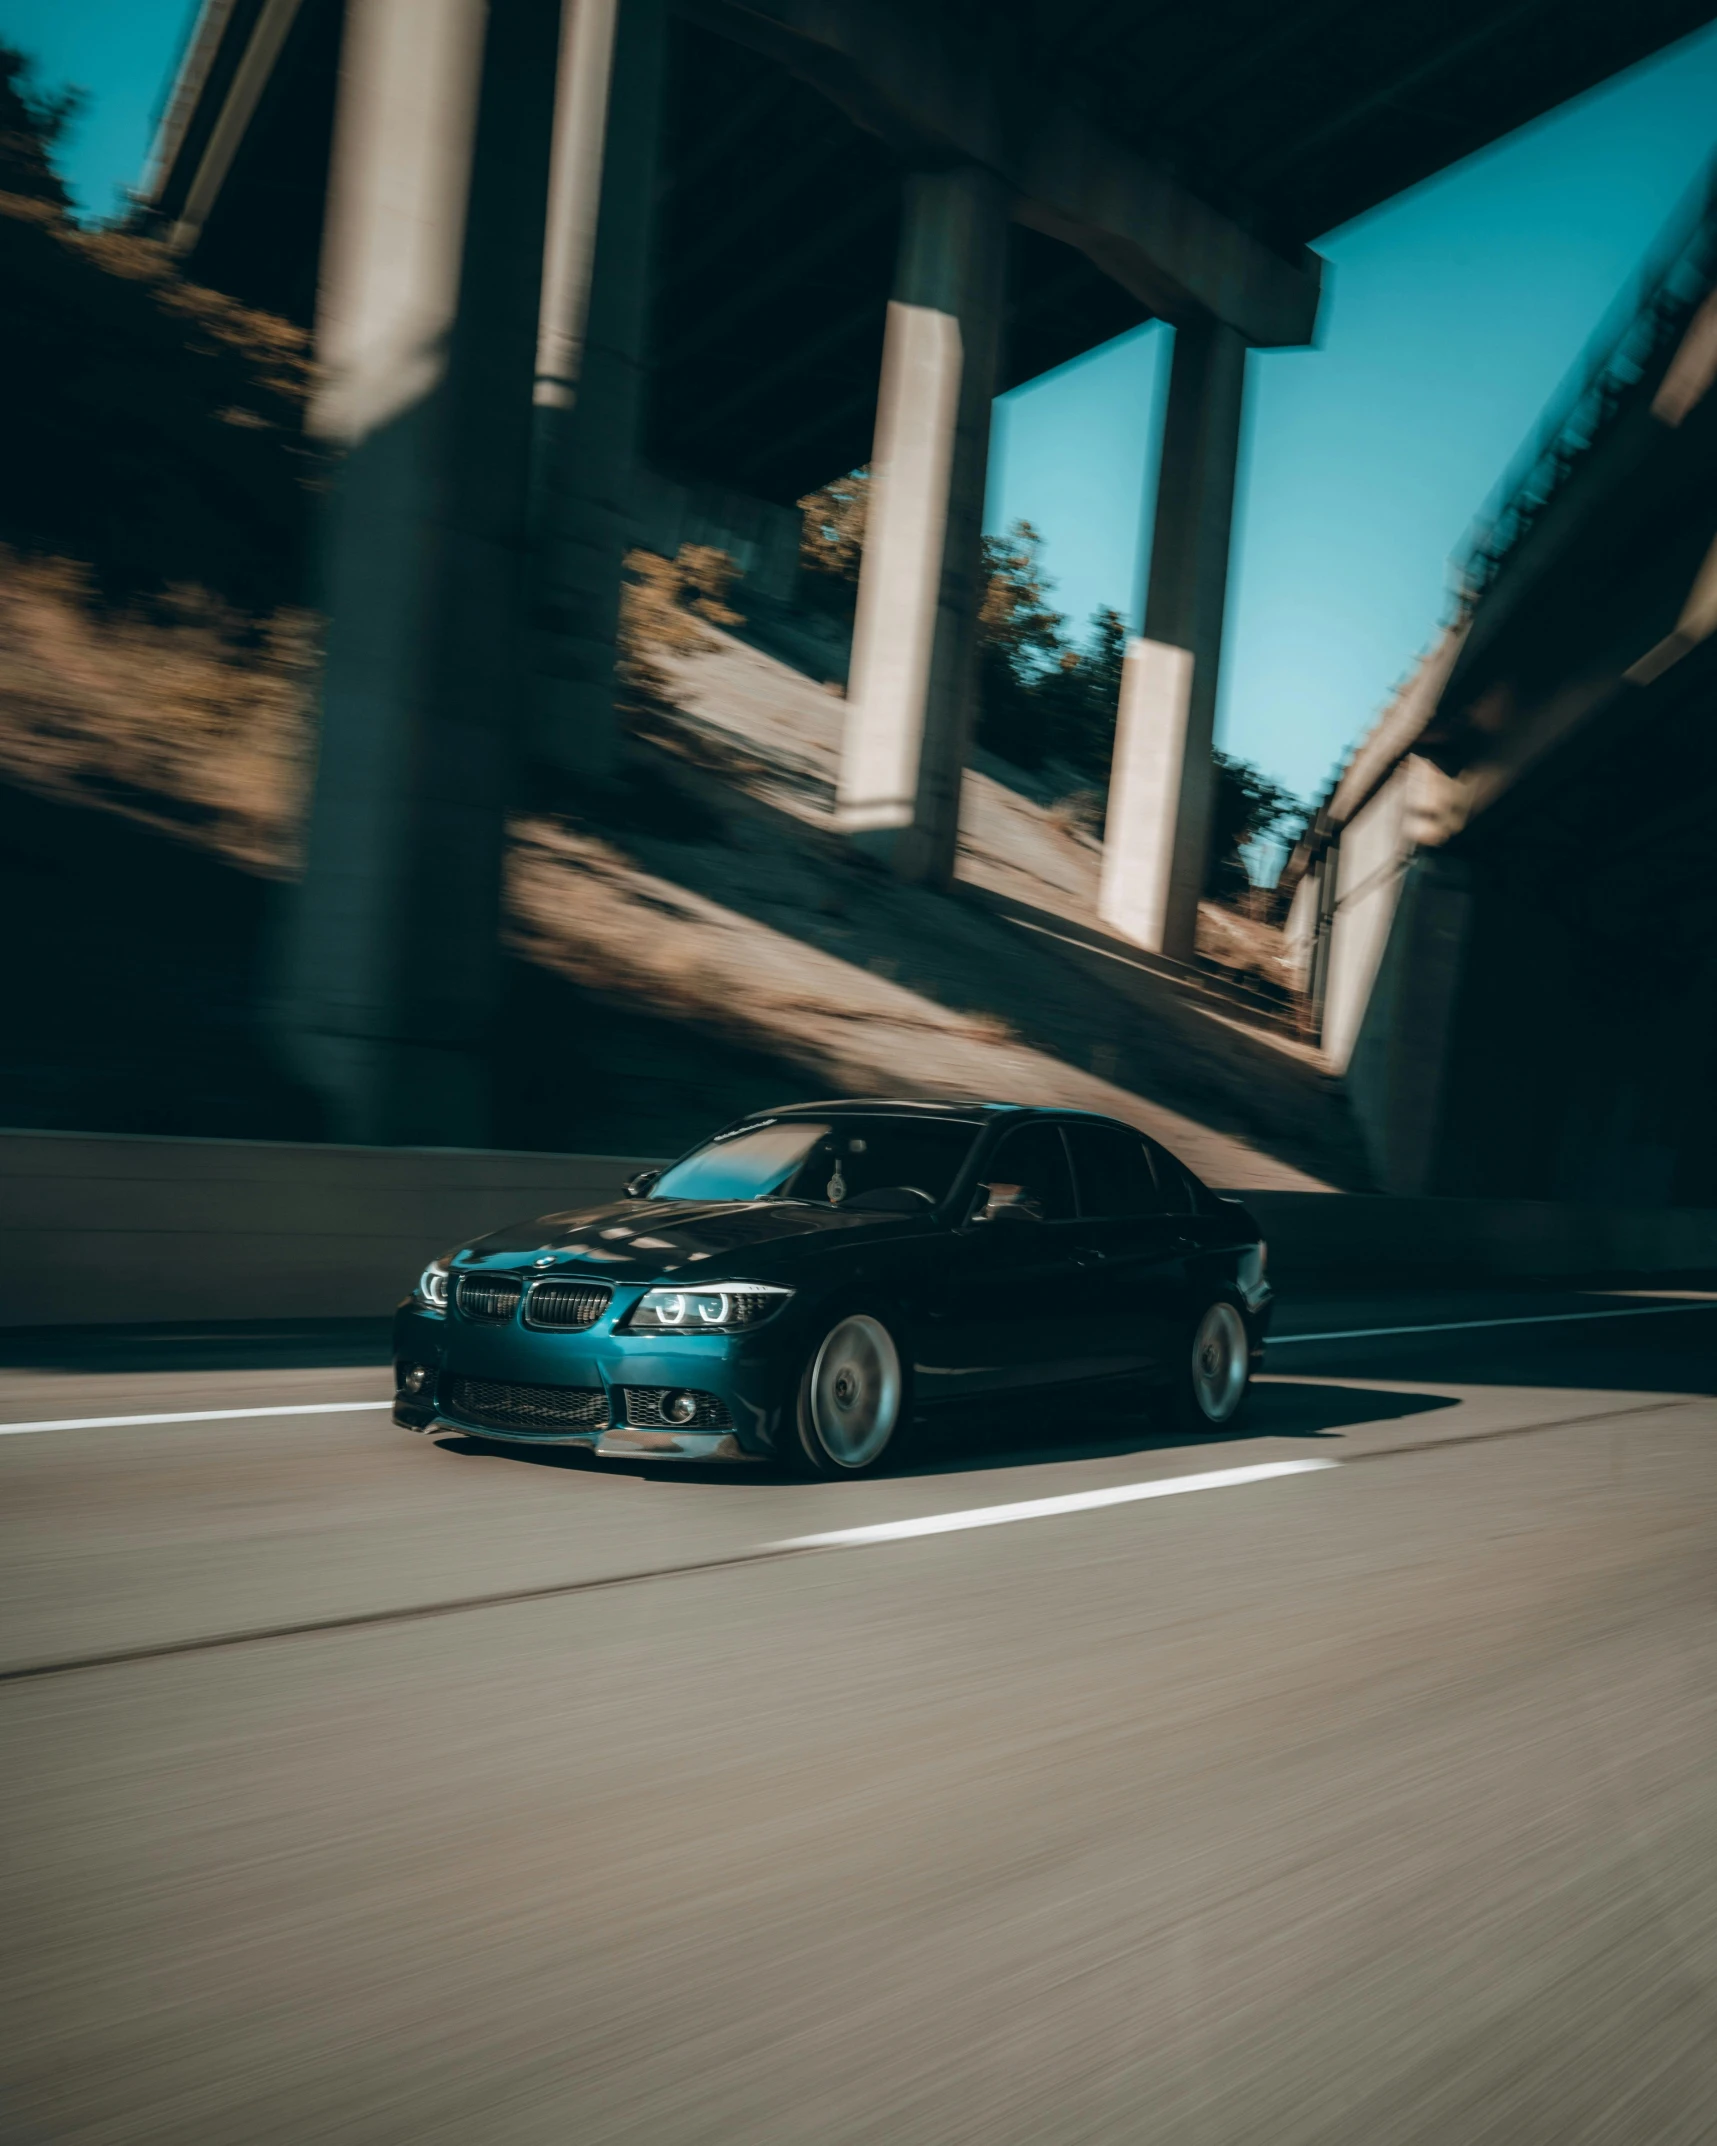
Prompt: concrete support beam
<box><xmin>698</xmin><ymin>0</ymin><xmax>1322</xmax><ymax>347</ymax></box>
<box><xmin>534</xmin><ymin>0</ymin><xmax>622</xmax><ymax>419</ymax></box>
<box><xmin>164</xmin><ymin>0</ymin><xmax>307</xmax><ymax>254</ymax></box>
<box><xmin>837</xmin><ymin>166</ymin><xmax>1008</xmax><ymax>885</ymax></box>
<box><xmin>1100</xmin><ymin>318</ymin><xmax>1247</xmax><ymax>961</ymax></box>
<box><xmin>529</xmin><ymin>0</ymin><xmax>668</xmax><ymax>779</ymax></box>
<box><xmin>275</xmin><ymin>0</ymin><xmax>562</xmax><ymax>1145</ymax></box>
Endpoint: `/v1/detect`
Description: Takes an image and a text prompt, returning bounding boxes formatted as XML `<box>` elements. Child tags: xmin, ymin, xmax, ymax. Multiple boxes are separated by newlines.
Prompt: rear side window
<box><xmin>982</xmin><ymin>1122</ymin><xmax>1077</xmax><ymax>1222</ymax></box>
<box><xmin>1062</xmin><ymin>1121</ymin><xmax>1159</xmax><ymax>1218</ymax></box>
<box><xmin>1145</xmin><ymin>1140</ymin><xmax>1197</xmax><ymax>1214</ymax></box>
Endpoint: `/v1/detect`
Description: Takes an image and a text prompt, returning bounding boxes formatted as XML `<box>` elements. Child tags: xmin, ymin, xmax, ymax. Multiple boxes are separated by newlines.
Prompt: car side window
<box><xmin>978</xmin><ymin>1122</ymin><xmax>1076</xmax><ymax>1223</ymax></box>
<box><xmin>1145</xmin><ymin>1140</ymin><xmax>1196</xmax><ymax>1214</ymax></box>
<box><xmin>1062</xmin><ymin>1121</ymin><xmax>1159</xmax><ymax>1218</ymax></box>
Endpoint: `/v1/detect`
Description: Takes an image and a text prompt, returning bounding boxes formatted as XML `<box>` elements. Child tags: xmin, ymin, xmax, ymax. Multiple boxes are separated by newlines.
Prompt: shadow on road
<box><xmin>428</xmin><ymin>1380</ymin><xmax>1459</xmax><ymax>1487</ymax></box>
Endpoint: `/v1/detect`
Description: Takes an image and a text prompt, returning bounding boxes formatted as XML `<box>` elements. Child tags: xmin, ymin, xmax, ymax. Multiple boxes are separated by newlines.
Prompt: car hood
<box><xmin>453</xmin><ymin>1197</ymin><xmax>920</xmax><ymax>1284</ymax></box>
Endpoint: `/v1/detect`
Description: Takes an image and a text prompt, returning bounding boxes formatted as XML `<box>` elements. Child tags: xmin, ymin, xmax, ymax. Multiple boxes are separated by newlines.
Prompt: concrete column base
<box><xmin>1099</xmin><ymin>316</ymin><xmax>1246</xmax><ymax>960</ymax></box>
<box><xmin>1098</xmin><ymin>637</ymin><xmax>1195</xmax><ymax>953</ymax></box>
<box><xmin>837</xmin><ymin>167</ymin><xmax>1007</xmax><ymax>888</ymax></box>
<box><xmin>273</xmin><ymin>0</ymin><xmax>561</xmax><ymax>1146</ymax></box>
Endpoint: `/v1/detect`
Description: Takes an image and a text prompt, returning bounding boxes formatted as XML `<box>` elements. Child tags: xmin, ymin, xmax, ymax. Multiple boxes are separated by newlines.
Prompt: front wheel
<box><xmin>1168</xmin><ymin>1299</ymin><xmax>1252</xmax><ymax>1434</ymax></box>
<box><xmin>793</xmin><ymin>1312</ymin><xmax>906</xmax><ymax>1475</ymax></box>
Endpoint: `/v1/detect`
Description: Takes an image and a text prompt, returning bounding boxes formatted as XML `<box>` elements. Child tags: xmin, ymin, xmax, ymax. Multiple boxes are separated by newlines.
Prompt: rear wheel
<box><xmin>1168</xmin><ymin>1299</ymin><xmax>1251</xmax><ymax>1433</ymax></box>
<box><xmin>793</xmin><ymin>1312</ymin><xmax>906</xmax><ymax>1475</ymax></box>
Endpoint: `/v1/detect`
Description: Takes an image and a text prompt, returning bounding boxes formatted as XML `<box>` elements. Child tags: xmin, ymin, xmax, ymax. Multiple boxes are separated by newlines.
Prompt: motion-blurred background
<box><xmin>5</xmin><ymin>16</ymin><xmax>1717</xmax><ymax>2146</ymax></box>
<box><xmin>1</xmin><ymin>0</ymin><xmax>1715</xmax><ymax>1277</ymax></box>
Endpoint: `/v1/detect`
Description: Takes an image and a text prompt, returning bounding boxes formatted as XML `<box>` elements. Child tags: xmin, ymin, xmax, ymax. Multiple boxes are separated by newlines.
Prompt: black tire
<box><xmin>1167</xmin><ymin>1296</ymin><xmax>1253</xmax><ymax>1435</ymax></box>
<box><xmin>791</xmin><ymin>1309</ymin><xmax>910</xmax><ymax>1477</ymax></box>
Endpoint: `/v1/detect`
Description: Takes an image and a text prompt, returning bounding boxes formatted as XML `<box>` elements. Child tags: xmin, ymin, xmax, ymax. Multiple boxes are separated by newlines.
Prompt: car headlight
<box><xmin>415</xmin><ymin>1257</ymin><xmax>452</xmax><ymax>1313</ymax></box>
<box><xmin>626</xmin><ymin>1284</ymin><xmax>792</xmax><ymax>1332</ymax></box>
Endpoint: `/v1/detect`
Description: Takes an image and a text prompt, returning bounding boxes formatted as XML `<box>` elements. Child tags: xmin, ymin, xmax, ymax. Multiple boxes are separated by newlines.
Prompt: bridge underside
<box><xmin>163</xmin><ymin>0</ymin><xmax>1717</xmax><ymax>506</ymax></box>
<box><xmin>168</xmin><ymin>5</ymin><xmax>1156</xmax><ymax>505</ymax></box>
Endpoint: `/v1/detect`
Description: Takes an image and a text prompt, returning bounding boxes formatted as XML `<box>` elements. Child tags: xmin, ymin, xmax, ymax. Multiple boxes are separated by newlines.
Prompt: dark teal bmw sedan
<box><xmin>392</xmin><ymin>1100</ymin><xmax>1273</xmax><ymax>1474</ymax></box>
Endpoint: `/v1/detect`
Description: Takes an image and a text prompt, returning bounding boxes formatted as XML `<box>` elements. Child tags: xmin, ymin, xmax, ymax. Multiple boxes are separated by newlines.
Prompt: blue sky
<box><xmin>1</xmin><ymin>0</ymin><xmax>191</xmax><ymax>221</ymax></box>
<box><xmin>9</xmin><ymin>3</ymin><xmax>1717</xmax><ymax>801</ymax></box>
<box><xmin>988</xmin><ymin>24</ymin><xmax>1717</xmax><ymax>801</ymax></box>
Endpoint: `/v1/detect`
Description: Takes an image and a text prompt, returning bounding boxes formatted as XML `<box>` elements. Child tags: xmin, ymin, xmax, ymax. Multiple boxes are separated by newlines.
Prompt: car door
<box><xmin>1145</xmin><ymin>1138</ymin><xmax>1249</xmax><ymax>1327</ymax></box>
<box><xmin>1062</xmin><ymin>1119</ymin><xmax>1193</xmax><ymax>1379</ymax></box>
<box><xmin>921</xmin><ymin>1119</ymin><xmax>1084</xmax><ymax>1399</ymax></box>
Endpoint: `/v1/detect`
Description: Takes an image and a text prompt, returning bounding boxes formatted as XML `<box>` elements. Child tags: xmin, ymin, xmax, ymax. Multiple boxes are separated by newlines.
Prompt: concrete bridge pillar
<box><xmin>529</xmin><ymin>0</ymin><xmax>667</xmax><ymax>781</ymax></box>
<box><xmin>275</xmin><ymin>0</ymin><xmax>562</xmax><ymax>1144</ymax></box>
<box><xmin>1100</xmin><ymin>316</ymin><xmax>1248</xmax><ymax>961</ymax></box>
<box><xmin>837</xmin><ymin>166</ymin><xmax>1009</xmax><ymax>886</ymax></box>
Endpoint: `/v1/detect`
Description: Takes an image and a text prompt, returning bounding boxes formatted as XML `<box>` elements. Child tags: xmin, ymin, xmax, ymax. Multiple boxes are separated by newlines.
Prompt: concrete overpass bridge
<box><xmin>144</xmin><ymin>0</ymin><xmax>1717</xmax><ymax>1142</ymax></box>
<box><xmin>1287</xmin><ymin>154</ymin><xmax>1717</xmax><ymax>1206</ymax></box>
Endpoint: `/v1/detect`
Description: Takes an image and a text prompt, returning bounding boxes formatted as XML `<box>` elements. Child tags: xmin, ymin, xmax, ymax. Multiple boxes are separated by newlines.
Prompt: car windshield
<box><xmin>650</xmin><ymin>1115</ymin><xmax>981</xmax><ymax>1207</ymax></box>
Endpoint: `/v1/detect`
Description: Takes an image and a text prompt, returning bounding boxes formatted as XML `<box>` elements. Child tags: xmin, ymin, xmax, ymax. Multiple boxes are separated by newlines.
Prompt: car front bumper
<box><xmin>398</xmin><ymin>1411</ymin><xmax>759</xmax><ymax>1463</ymax></box>
<box><xmin>391</xmin><ymin>1301</ymin><xmax>788</xmax><ymax>1459</ymax></box>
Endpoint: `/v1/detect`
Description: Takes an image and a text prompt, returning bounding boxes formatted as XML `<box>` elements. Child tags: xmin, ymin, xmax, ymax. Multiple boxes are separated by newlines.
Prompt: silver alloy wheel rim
<box><xmin>1190</xmin><ymin>1302</ymin><xmax>1248</xmax><ymax>1423</ymax></box>
<box><xmin>810</xmin><ymin>1315</ymin><xmax>901</xmax><ymax>1469</ymax></box>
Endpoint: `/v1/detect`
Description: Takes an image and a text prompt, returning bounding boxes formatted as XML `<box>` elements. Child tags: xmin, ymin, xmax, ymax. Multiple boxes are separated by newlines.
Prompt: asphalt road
<box><xmin>3</xmin><ymin>1285</ymin><xmax>1715</xmax><ymax>2144</ymax></box>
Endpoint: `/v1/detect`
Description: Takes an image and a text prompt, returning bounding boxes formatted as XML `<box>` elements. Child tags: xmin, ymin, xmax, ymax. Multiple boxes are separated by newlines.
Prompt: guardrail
<box><xmin>3</xmin><ymin>1130</ymin><xmax>1714</xmax><ymax>1329</ymax></box>
<box><xmin>1453</xmin><ymin>148</ymin><xmax>1717</xmax><ymax>610</ymax></box>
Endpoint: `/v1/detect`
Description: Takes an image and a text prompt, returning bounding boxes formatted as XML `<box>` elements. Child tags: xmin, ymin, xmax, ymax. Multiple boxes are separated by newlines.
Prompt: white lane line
<box><xmin>0</xmin><ymin>1400</ymin><xmax>392</xmax><ymax>1438</ymax></box>
<box><xmin>1270</xmin><ymin>1301</ymin><xmax>1717</xmax><ymax>1346</ymax></box>
<box><xmin>772</xmin><ymin>1458</ymin><xmax>1338</xmax><ymax>1551</ymax></box>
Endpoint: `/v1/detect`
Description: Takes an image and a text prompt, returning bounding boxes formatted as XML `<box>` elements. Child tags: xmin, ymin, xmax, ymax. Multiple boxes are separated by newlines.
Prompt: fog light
<box><xmin>664</xmin><ymin>1390</ymin><xmax>698</xmax><ymax>1425</ymax></box>
<box><xmin>401</xmin><ymin>1365</ymin><xmax>431</xmax><ymax>1396</ymax></box>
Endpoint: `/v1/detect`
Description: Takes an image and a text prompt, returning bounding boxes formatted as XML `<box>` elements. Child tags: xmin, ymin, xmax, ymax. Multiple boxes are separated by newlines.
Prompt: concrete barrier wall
<box><xmin>2</xmin><ymin>1130</ymin><xmax>1714</xmax><ymax>1328</ymax></box>
<box><xmin>0</xmin><ymin>1132</ymin><xmax>659</xmax><ymax>1328</ymax></box>
<box><xmin>1245</xmin><ymin>1191</ymin><xmax>1717</xmax><ymax>1288</ymax></box>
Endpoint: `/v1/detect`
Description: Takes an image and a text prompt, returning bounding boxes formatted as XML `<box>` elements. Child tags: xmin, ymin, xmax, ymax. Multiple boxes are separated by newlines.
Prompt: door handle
<box><xmin>1074</xmin><ymin>1247</ymin><xmax>1108</xmax><ymax>1267</ymax></box>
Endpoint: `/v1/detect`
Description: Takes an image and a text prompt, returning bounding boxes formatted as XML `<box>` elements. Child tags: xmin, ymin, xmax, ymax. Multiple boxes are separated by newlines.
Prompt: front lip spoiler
<box><xmin>406</xmin><ymin>1415</ymin><xmax>761</xmax><ymax>1463</ymax></box>
<box><xmin>592</xmin><ymin>1426</ymin><xmax>760</xmax><ymax>1463</ymax></box>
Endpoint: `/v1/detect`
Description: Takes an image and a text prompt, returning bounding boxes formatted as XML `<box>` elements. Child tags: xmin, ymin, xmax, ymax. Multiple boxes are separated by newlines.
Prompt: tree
<box><xmin>975</xmin><ymin>521</ymin><xmax>1068</xmax><ymax>768</ymax></box>
<box><xmin>1041</xmin><ymin>605</ymin><xmax>1126</xmax><ymax>784</ymax></box>
<box><xmin>791</xmin><ymin>476</ymin><xmax>1300</xmax><ymax>896</ymax></box>
<box><xmin>797</xmin><ymin>484</ymin><xmax>1083</xmax><ymax>771</ymax></box>
<box><xmin>796</xmin><ymin>469</ymin><xmax>868</xmax><ymax>624</ymax></box>
<box><xmin>0</xmin><ymin>44</ymin><xmax>79</xmax><ymax>212</ymax></box>
<box><xmin>1207</xmin><ymin>752</ymin><xmax>1304</xmax><ymax>902</ymax></box>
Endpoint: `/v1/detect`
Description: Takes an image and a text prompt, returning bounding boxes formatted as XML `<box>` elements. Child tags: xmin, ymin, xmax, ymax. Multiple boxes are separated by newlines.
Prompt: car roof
<box><xmin>744</xmin><ymin>1099</ymin><xmax>1144</xmax><ymax>1127</ymax></box>
<box><xmin>747</xmin><ymin>1098</ymin><xmax>1015</xmax><ymax>1122</ymax></box>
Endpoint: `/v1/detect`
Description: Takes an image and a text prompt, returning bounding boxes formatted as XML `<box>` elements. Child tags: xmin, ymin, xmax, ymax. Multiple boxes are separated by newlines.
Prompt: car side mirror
<box><xmin>970</xmin><ymin>1184</ymin><xmax>1041</xmax><ymax>1226</ymax></box>
<box><xmin>625</xmin><ymin>1167</ymin><xmax>661</xmax><ymax>1199</ymax></box>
